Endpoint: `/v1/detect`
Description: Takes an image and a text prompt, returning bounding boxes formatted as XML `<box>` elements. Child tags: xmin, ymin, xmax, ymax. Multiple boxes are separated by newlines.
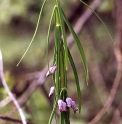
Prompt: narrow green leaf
<box><xmin>48</xmin><ymin>99</ymin><xmax>58</xmax><ymax>124</ymax></box>
<box><xmin>68</xmin><ymin>49</ymin><xmax>81</xmax><ymax>113</ymax></box>
<box><xmin>17</xmin><ymin>0</ymin><xmax>47</xmax><ymax>66</ymax></box>
<box><xmin>59</xmin><ymin>40</ymin><xmax>67</xmax><ymax>88</ymax></box>
<box><xmin>59</xmin><ymin>87</ymin><xmax>67</xmax><ymax>98</ymax></box>
<box><xmin>61</xmin><ymin>9</ymin><xmax>89</xmax><ymax>84</ymax></box>
<box><xmin>46</xmin><ymin>5</ymin><xmax>57</xmax><ymax>70</ymax></box>
<box><xmin>55</xmin><ymin>21</ymin><xmax>61</xmax><ymax>97</ymax></box>
<box><xmin>55</xmin><ymin>0</ymin><xmax>68</xmax><ymax>70</ymax></box>
<box><xmin>79</xmin><ymin>0</ymin><xmax>114</xmax><ymax>43</ymax></box>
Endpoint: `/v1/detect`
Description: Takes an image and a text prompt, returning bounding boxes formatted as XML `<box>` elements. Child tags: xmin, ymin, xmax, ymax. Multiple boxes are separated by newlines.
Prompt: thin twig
<box><xmin>18</xmin><ymin>61</ymin><xmax>53</xmax><ymax>106</ymax></box>
<box><xmin>110</xmin><ymin>109</ymin><xmax>121</xmax><ymax>124</ymax></box>
<box><xmin>0</xmin><ymin>115</ymin><xmax>33</xmax><ymax>124</ymax></box>
<box><xmin>88</xmin><ymin>0</ymin><xmax>122</xmax><ymax>123</ymax></box>
<box><xmin>0</xmin><ymin>50</ymin><xmax>27</xmax><ymax>124</ymax></box>
<box><xmin>86</xmin><ymin>22</ymin><xmax>121</xmax><ymax>123</ymax></box>
<box><xmin>88</xmin><ymin>48</ymin><xmax>122</xmax><ymax>124</ymax></box>
<box><xmin>86</xmin><ymin>27</ymin><xmax>109</xmax><ymax>106</ymax></box>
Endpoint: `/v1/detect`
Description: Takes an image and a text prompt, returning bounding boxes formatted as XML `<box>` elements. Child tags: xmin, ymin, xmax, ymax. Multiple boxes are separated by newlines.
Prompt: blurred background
<box><xmin>0</xmin><ymin>0</ymin><xmax>122</xmax><ymax>124</ymax></box>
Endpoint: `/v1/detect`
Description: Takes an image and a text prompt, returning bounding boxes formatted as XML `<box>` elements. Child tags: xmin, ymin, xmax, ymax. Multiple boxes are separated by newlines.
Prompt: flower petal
<box><xmin>66</xmin><ymin>97</ymin><xmax>72</xmax><ymax>108</ymax></box>
<box><xmin>49</xmin><ymin>86</ymin><xmax>55</xmax><ymax>97</ymax></box>
<box><xmin>71</xmin><ymin>101</ymin><xmax>78</xmax><ymax>113</ymax></box>
<box><xmin>46</xmin><ymin>66</ymin><xmax>57</xmax><ymax>77</ymax></box>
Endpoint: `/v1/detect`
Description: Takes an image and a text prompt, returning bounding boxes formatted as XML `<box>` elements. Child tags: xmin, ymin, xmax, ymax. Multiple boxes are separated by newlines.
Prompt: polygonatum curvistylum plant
<box><xmin>17</xmin><ymin>0</ymin><xmax>114</xmax><ymax>124</ymax></box>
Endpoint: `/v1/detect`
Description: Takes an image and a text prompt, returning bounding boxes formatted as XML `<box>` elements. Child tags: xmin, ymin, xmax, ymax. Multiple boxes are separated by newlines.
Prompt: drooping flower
<box><xmin>48</xmin><ymin>86</ymin><xmax>55</xmax><ymax>97</ymax></box>
<box><xmin>46</xmin><ymin>66</ymin><xmax>57</xmax><ymax>77</ymax></box>
<box><xmin>58</xmin><ymin>99</ymin><xmax>67</xmax><ymax>112</ymax></box>
<box><xmin>66</xmin><ymin>97</ymin><xmax>72</xmax><ymax>108</ymax></box>
<box><xmin>71</xmin><ymin>101</ymin><xmax>78</xmax><ymax>113</ymax></box>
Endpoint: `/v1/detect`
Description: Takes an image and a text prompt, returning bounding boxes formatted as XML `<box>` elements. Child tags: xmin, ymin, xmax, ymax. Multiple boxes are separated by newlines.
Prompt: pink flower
<box><xmin>46</xmin><ymin>66</ymin><xmax>57</xmax><ymax>77</ymax></box>
<box><xmin>58</xmin><ymin>99</ymin><xmax>67</xmax><ymax>112</ymax></box>
<box><xmin>48</xmin><ymin>86</ymin><xmax>55</xmax><ymax>97</ymax></box>
<box><xmin>66</xmin><ymin>97</ymin><xmax>72</xmax><ymax>108</ymax></box>
<box><xmin>71</xmin><ymin>101</ymin><xmax>78</xmax><ymax>113</ymax></box>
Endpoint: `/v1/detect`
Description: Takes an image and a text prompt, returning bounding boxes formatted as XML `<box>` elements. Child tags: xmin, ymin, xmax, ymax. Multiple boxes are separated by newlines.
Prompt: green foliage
<box><xmin>68</xmin><ymin>49</ymin><xmax>81</xmax><ymax>113</ymax></box>
<box><xmin>62</xmin><ymin>9</ymin><xmax>89</xmax><ymax>84</ymax></box>
<box><xmin>45</xmin><ymin>0</ymin><xmax>88</xmax><ymax>123</ymax></box>
<box><xmin>0</xmin><ymin>0</ymin><xmax>115</xmax><ymax>124</ymax></box>
<box><xmin>16</xmin><ymin>0</ymin><xmax>114</xmax><ymax>123</ymax></box>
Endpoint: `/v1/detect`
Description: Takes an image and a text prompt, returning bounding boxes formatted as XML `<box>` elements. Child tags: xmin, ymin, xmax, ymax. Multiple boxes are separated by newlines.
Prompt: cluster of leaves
<box><xmin>0</xmin><ymin>0</ymin><xmax>115</xmax><ymax>123</ymax></box>
<box><xmin>16</xmin><ymin>0</ymin><xmax>114</xmax><ymax>124</ymax></box>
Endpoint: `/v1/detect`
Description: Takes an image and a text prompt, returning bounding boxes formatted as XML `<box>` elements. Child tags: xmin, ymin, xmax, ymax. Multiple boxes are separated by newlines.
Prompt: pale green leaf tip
<box><xmin>16</xmin><ymin>60</ymin><xmax>21</xmax><ymax>66</ymax></box>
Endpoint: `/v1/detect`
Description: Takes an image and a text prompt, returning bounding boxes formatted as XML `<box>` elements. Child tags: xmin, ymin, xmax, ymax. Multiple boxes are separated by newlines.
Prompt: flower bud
<box><xmin>66</xmin><ymin>97</ymin><xmax>72</xmax><ymax>108</ymax></box>
<box><xmin>71</xmin><ymin>101</ymin><xmax>78</xmax><ymax>113</ymax></box>
<box><xmin>48</xmin><ymin>86</ymin><xmax>55</xmax><ymax>97</ymax></box>
<box><xmin>58</xmin><ymin>99</ymin><xmax>67</xmax><ymax>112</ymax></box>
<box><xmin>46</xmin><ymin>66</ymin><xmax>57</xmax><ymax>77</ymax></box>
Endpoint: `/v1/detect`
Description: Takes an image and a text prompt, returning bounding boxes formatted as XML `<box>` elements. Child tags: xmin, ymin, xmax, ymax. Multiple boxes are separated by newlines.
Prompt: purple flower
<box><xmin>46</xmin><ymin>66</ymin><xmax>57</xmax><ymax>77</ymax></box>
<box><xmin>66</xmin><ymin>97</ymin><xmax>72</xmax><ymax>108</ymax></box>
<box><xmin>48</xmin><ymin>86</ymin><xmax>55</xmax><ymax>97</ymax></box>
<box><xmin>71</xmin><ymin>101</ymin><xmax>78</xmax><ymax>113</ymax></box>
<box><xmin>58</xmin><ymin>99</ymin><xmax>67</xmax><ymax>112</ymax></box>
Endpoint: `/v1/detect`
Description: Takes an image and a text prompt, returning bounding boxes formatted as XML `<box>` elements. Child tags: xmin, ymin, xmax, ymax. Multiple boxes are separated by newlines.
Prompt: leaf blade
<box><xmin>48</xmin><ymin>99</ymin><xmax>58</xmax><ymax>124</ymax></box>
<box><xmin>17</xmin><ymin>0</ymin><xmax>47</xmax><ymax>66</ymax></box>
<box><xmin>79</xmin><ymin>0</ymin><xmax>114</xmax><ymax>43</ymax></box>
<box><xmin>46</xmin><ymin>5</ymin><xmax>56</xmax><ymax>70</ymax></box>
<box><xmin>55</xmin><ymin>0</ymin><xmax>68</xmax><ymax>70</ymax></box>
<box><xmin>68</xmin><ymin>49</ymin><xmax>81</xmax><ymax>113</ymax></box>
<box><xmin>62</xmin><ymin>9</ymin><xmax>89</xmax><ymax>84</ymax></box>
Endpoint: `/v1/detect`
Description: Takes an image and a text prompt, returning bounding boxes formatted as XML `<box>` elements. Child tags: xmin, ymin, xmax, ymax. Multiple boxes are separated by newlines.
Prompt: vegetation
<box><xmin>1</xmin><ymin>0</ymin><xmax>122</xmax><ymax>124</ymax></box>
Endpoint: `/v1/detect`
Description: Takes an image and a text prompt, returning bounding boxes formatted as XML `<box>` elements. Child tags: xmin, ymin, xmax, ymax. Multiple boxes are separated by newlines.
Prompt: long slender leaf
<box><xmin>46</xmin><ymin>5</ymin><xmax>57</xmax><ymax>70</ymax></box>
<box><xmin>55</xmin><ymin>12</ymin><xmax>61</xmax><ymax>97</ymax></box>
<box><xmin>79</xmin><ymin>0</ymin><xmax>114</xmax><ymax>43</ymax></box>
<box><xmin>17</xmin><ymin>0</ymin><xmax>47</xmax><ymax>66</ymax></box>
<box><xmin>55</xmin><ymin>0</ymin><xmax>68</xmax><ymax>70</ymax></box>
<box><xmin>68</xmin><ymin>49</ymin><xmax>81</xmax><ymax>113</ymax></box>
<box><xmin>59</xmin><ymin>39</ymin><xmax>67</xmax><ymax>88</ymax></box>
<box><xmin>48</xmin><ymin>99</ymin><xmax>58</xmax><ymax>124</ymax></box>
<box><xmin>61</xmin><ymin>9</ymin><xmax>89</xmax><ymax>84</ymax></box>
<box><xmin>59</xmin><ymin>40</ymin><xmax>66</xmax><ymax>88</ymax></box>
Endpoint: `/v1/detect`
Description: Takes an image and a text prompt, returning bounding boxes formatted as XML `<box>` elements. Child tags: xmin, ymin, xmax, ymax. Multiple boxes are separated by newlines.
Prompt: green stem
<box><xmin>55</xmin><ymin>0</ymin><xmax>68</xmax><ymax>70</ymax></box>
<box><xmin>48</xmin><ymin>99</ymin><xmax>58</xmax><ymax>124</ymax></box>
<box><xmin>55</xmin><ymin>9</ymin><xmax>61</xmax><ymax>98</ymax></box>
<box><xmin>59</xmin><ymin>40</ymin><xmax>65</xmax><ymax>89</ymax></box>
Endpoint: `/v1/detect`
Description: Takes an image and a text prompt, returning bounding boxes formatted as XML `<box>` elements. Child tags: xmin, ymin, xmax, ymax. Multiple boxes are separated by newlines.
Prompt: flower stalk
<box><xmin>47</xmin><ymin>0</ymin><xmax>83</xmax><ymax>123</ymax></box>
